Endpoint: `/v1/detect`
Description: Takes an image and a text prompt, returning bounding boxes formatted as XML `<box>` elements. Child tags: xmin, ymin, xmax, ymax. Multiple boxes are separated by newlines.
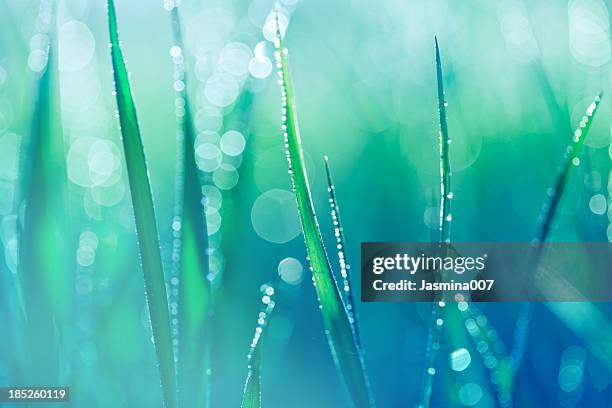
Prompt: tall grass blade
<box><xmin>240</xmin><ymin>284</ymin><xmax>276</xmax><ymax>408</ymax></box>
<box><xmin>107</xmin><ymin>2</ymin><xmax>177</xmax><ymax>407</ymax></box>
<box><xmin>420</xmin><ymin>37</ymin><xmax>453</xmax><ymax>408</ymax></box>
<box><xmin>435</xmin><ymin>36</ymin><xmax>452</xmax><ymax>245</ymax></box>
<box><xmin>323</xmin><ymin>156</ymin><xmax>361</xmax><ymax>347</ymax></box>
<box><xmin>166</xmin><ymin>4</ymin><xmax>212</xmax><ymax>407</ymax></box>
<box><xmin>273</xmin><ymin>17</ymin><xmax>374</xmax><ymax>408</ymax></box>
<box><xmin>18</xmin><ymin>0</ymin><xmax>71</xmax><ymax>384</ymax></box>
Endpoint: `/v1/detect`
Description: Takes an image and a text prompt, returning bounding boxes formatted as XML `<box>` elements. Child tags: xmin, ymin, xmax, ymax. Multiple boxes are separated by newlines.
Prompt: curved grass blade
<box><xmin>323</xmin><ymin>156</ymin><xmax>361</xmax><ymax>347</ymax></box>
<box><xmin>273</xmin><ymin>17</ymin><xmax>374</xmax><ymax>408</ymax></box>
<box><xmin>241</xmin><ymin>284</ymin><xmax>276</xmax><ymax>408</ymax></box>
<box><xmin>165</xmin><ymin>4</ymin><xmax>212</xmax><ymax>407</ymax></box>
<box><xmin>107</xmin><ymin>2</ymin><xmax>177</xmax><ymax>407</ymax></box>
<box><xmin>18</xmin><ymin>0</ymin><xmax>71</xmax><ymax>384</ymax></box>
<box><xmin>506</xmin><ymin>92</ymin><xmax>604</xmax><ymax>387</ymax></box>
<box><xmin>536</xmin><ymin>93</ymin><xmax>603</xmax><ymax>243</ymax></box>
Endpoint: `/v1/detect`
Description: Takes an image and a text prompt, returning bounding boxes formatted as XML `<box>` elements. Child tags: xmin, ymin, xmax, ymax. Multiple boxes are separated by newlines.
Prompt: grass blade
<box><xmin>273</xmin><ymin>17</ymin><xmax>374</xmax><ymax>408</ymax></box>
<box><xmin>435</xmin><ymin>36</ymin><xmax>452</xmax><ymax>244</ymax></box>
<box><xmin>241</xmin><ymin>284</ymin><xmax>276</xmax><ymax>408</ymax></box>
<box><xmin>166</xmin><ymin>4</ymin><xmax>212</xmax><ymax>407</ymax></box>
<box><xmin>536</xmin><ymin>93</ymin><xmax>603</xmax><ymax>243</ymax></box>
<box><xmin>420</xmin><ymin>37</ymin><xmax>453</xmax><ymax>408</ymax></box>
<box><xmin>18</xmin><ymin>0</ymin><xmax>71</xmax><ymax>384</ymax></box>
<box><xmin>107</xmin><ymin>2</ymin><xmax>177</xmax><ymax>407</ymax></box>
<box><xmin>323</xmin><ymin>156</ymin><xmax>361</xmax><ymax>347</ymax></box>
<box><xmin>506</xmin><ymin>92</ymin><xmax>604</xmax><ymax>388</ymax></box>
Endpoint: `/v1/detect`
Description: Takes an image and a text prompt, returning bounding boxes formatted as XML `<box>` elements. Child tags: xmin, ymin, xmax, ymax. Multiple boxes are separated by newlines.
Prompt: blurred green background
<box><xmin>1</xmin><ymin>0</ymin><xmax>612</xmax><ymax>406</ymax></box>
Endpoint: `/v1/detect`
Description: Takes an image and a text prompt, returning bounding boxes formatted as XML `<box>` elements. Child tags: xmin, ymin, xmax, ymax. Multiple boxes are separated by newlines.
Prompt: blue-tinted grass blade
<box><xmin>240</xmin><ymin>284</ymin><xmax>276</xmax><ymax>408</ymax></box>
<box><xmin>273</xmin><ymin>15</ymin><xmax>374</xmax><ymax>408</ymax></box>
<box><xmin>323</xmin><ymin>156</ymin><xmax>361</xmax><ymax>348</ymax></box>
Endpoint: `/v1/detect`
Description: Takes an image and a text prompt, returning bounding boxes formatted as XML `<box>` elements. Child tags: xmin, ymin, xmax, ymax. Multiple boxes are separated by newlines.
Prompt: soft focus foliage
<box><xmin>0</xmin><ymin>0</ymin><xmax>611</xmax><ymax>407</ymax></box>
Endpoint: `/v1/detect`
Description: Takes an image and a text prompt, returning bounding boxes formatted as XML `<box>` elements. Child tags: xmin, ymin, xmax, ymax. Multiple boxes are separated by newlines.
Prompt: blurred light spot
<box><xmin>219</xmin><ymin>42</ymin><xmax>252</xmax><ymax>78</ymax></box>
<box><xmin>249</xmin><ymin>56</ymin><xmax>273</xmax><ymax>79</ymax></box>
<box><xmin>195</xmin><ymin>107</ymin><xmax>222</xmax><ymax>132</ymax></box>
<box><xmin>194</xmin><ymin>54</ymin><xmax>216</xmax><ymax>83</ymax></box>
<box><xmin>4</xmin><ymin>238</ymin><xmax>18</xmax><ymax>273</ymax></box>
<box><xmin>569</xmin><ymin>0</ymin><xmax>611</xmax><ymax>67</ymax></box>
<box><xmin>80</xmin><ymin>230</ymin><xmax>99</xmax><ymax>248</ymax></box>
<box><xmin>254</xmin><ymin>41</ymin><xmax>270</xmax><ymax>59</ymax></box>
<box><xmin>59</xmin><ymin>20</ymin><xmax>95</xmax><ymax>72</ymax></box>
<box><xmin>584</xmin><ymin>170</ymin><xmax>602</xmax><ymax>190</ymax></box>
<box><xmin>263</xmin><ymin>11</ymin><xmax>288</xmax><ymax>42</ymax></box>
<box><xmin>88</xmin><ymin>140</ymin><xmax>121</xmax><ymax>186</ymax></box>
<box><xmin>195</xmin><ymin>142</ymin><xmax>222</xmax><ymax>172</ymax></box>
<box><xmin>213</xmin><ymin>164</ymin><xmax>239</xmax><ymax>190</ymax></box>
<box><xmin>0</xmin><ymin>181</ymin><xmax>14</xmax><ymax>215</ymax></box>
<box><xmin>458</xmin><ymin>383</ymin><xmax>483</xmax><ymax>406</ymax></box>
<box><xmin>68</xmin><ymin>137</ymin><xmax>121</xmax><ymax>188</ymax></box>
<box><xmin>498</xmin><ymin>1</ymin><xmax>539</xmax><ymax>63</ymax></box>
<box><xmin>206</xmin><ymin>207</ymin><xmax>222</xmax><ymax>235</ymax></box>
<box><xmin>68</xmin><ymin>137</ymin><xmax>99</xmax><ymax>187</ymax></box>
<box><xmin>0</xmin><ymin>215</ymin><xmax>18</xmax><ymax>246</ymax></box>
<box><xmin>202</xmin><ymin>185</ymin><xmax>222</xmax><ymax>210</ymax></box>
<box><xmin>77</xmin><ymin>245</ymin><xmax>95</xmax><ymax>267</ymax></box>
<box><xmin>28</xmin><ymin>49</ymin><xmax>48</xmax><ymax>72</ymax></box>
<box><xmin>0</xmin><ymin>133</ymin><xmax>21</xmax><ymax>181</ymax></box>
<box><xmin>450</xmin><ymin>348</ymin><xmax>472</xmax><ymax>372</ymax></box>
<box><xmin>90</xmin><ymin>180</ymin><xmax>126</xmax><ymax>207</ymax></box>
<box><xmin>278</xmin><ymin>257</ymin><xmax>303</xmax><ymax>285</ymax></box>
<box><xmin>220</xmin><ymin>130</ymin><xmax>246</xmax><ymax>156</ymax></box>
<box><xmin>589</xmin><ymin>194</ymin><xmax>607</xmax><ymax>215</ymax></box>
<box><xmin>60</xmin><ymin>66</ymin><xmax>102</xmax><ymax>112</ymax></box>
<box><xmin>558</xmin><ymin>346</ymin><xmax>586</xmax><ymax>392</ymax></box>
<box><xmin>251</xmin><ymin>189</ymin><xmax>301</xmax><ymax>243</ymax></box>
<box><xmin>204</xmin><ymin>72</ymin><xmax>240</xmax><ymax>107</ymax></box>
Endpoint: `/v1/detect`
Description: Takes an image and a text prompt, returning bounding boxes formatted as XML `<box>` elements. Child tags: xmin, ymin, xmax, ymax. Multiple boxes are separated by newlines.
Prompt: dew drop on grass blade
<box><xmin>18</xmin><ymin>0</ymin><xmax>71</xmax><ymax>385</ymax></box>
<box><xmin>106</xmin><ymin>1</ymin><xmax>177</xmax><ymax>407</ymax></box>
<box><xmin>241</xmin><ymin>284</ymin><xmax>276</xmax><ymax>408</ymax></box>
<box><xmin>272</xmin><ymin>16</ymin><xmax>374</xmax><ymax>408</ymax></box>
<box><xmin>165</xmin><ymin>3</ymin><xmax>212</xmax><ymax>407</ymax></box>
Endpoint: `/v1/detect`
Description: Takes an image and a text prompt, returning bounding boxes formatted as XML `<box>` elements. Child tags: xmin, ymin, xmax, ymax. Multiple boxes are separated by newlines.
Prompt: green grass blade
<box><xmin>241</xmin><ymin>348</ymin><xmax>261</xmax><ymax>408</ymax></box>
<box><xmin>323</xmin><ymin>156</ymin><xmax>361</xmax><ymax>347</ymax></box>
<box><xmin>241</xmin><ymin>285</ymin><xmax>276</xmax><ymax>408</ymax></box>
<box><xmin>166</xmin><ymin>4</ymin><xmax>212</xmax><ymax>408</ymax></box>
<box><xmin>273</xmin><ymin>17</ymin><xmax>374</xmax><ymax>408</ymax></box>
<box><xmin>435</xmin><ymin>36</ymin><xmax>452</xmax><ymax>244</ymax></box>
<box><xmin>420</xmin><ymin>37</ymin><xmax>453</xmax><ymax>408</ymax></box>
<box><xmin>536</xmin><ymin>93</ymin><xmax>603</xmax><ymax>243</ymax></box>
<box><xmin>107</xmin><ymin>2</ymin><xmax>177</xmax><ymax>407</ymax></box>
<box><xmin>506</xmin><ymin>92</ymin><xmax>604</xmax><ymax>389</ymax></box>
<box><xmin>18</xmin><ymin>3</ymin><xmax>71</xmax><ymax>383</ymax></box>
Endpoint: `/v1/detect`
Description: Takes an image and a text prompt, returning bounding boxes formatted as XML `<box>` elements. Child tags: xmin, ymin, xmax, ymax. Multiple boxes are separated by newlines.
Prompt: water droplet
<box><xmin>450</xmin><ymin>348</ymin><xmax>472</xmax><ymax>372</ymax></box>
